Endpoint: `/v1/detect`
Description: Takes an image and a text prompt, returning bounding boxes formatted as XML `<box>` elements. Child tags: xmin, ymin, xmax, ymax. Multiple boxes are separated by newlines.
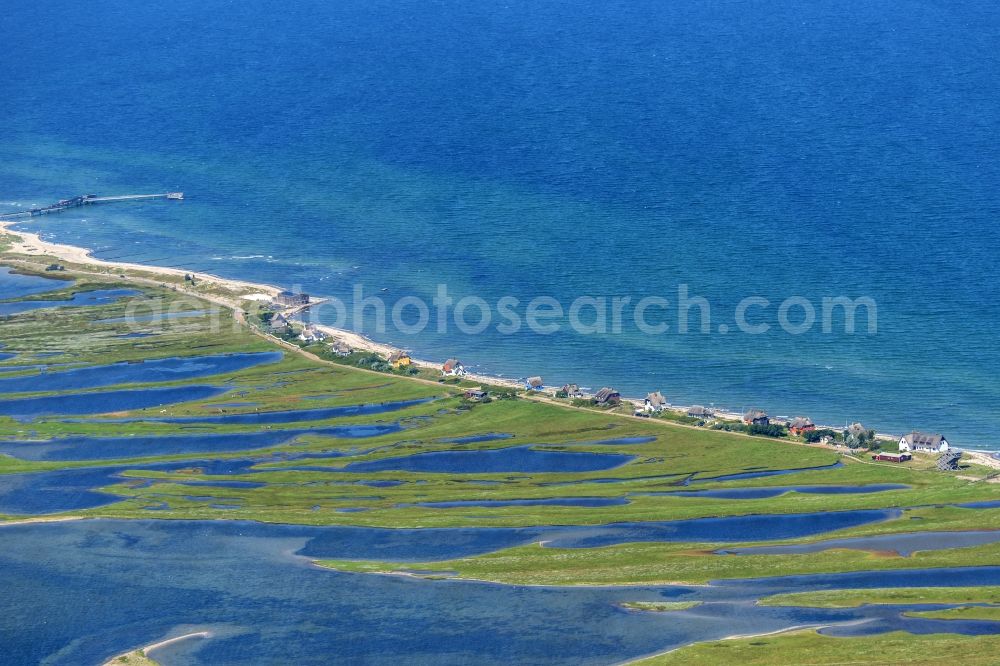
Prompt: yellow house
<box><xmin>388</xmin><ymin>351</ymin><xmax>412</xmax><ymax>369</ymax></box>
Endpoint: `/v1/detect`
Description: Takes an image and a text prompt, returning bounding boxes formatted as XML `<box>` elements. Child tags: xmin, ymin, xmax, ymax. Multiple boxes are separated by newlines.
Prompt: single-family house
<box><xmin>268</xmin><ymin>314</ymin><xmax>290</xmax><ymax>333</ymax></box>
<box><xmin>329</xmin><ymin>340</ymin><xmax>352</xmax><ymax>357</ymax></box>
<box><xmin>464</xmin><ymin>387</ymin><xmax>488</xmax><ymax>401</ymax></box>
<box><xmin>644</xmin><ymin>391</ymin><xmax>668</xmax><ymax>413</ymax></box>
<box><xmin>525</xmin><ymin>376</ymin><xmax>544</xmax><ymax>391</ymax></box>
<box><xmin>844</xmin><ymin>422</ymin><xmax>869</xmax><ymax>446</ymax></box>
<box><xmin>442</xmin><ymin>358</ymin><xmax>466</xmax><ymax>377</ymax></box>
<box><xmin>388</xmin><ymin>352</ymin><xmax>412</xmax><ymax>369</ymax></box>
<box><xmin>593</xmin><ymin>387</ymin><xmax>621</xmax><ymax>406</ymax></box>
<box><xmin>873</xmin><ymin>452</ymin><xmax>911</xmax><ymax>463</ymax></box>
<box><xmin>789</xmin><ymin>417</ymin><xmax>816</xmax><ymax>436</ymax></box>
<box><xmin>298</xmin><ymin>324</ymin><xmax>326</xmax><ymax>343</ymax></box>
<box><xmin>274</xmin><ymin>290</ymin><xmax>309</xmax><ymax>307</ymax></box>
<box><xmin>560</xmin><ymin>384</ymin><xmax>584</xmax><ymax>399</ymax></box>
<box><xmin>687</xmin><ymin>405</ymin><xmax>713</xmax><ymax>418</ymax></box>
<box><xmin>898</xmin><ymin>431</ymin><xmax>950</xmax><ymax>453</ymax></box>
<box><xmin>742</xmin><ymin>409</ymin><xmax>769</xmax><ymax>426</ymax></box>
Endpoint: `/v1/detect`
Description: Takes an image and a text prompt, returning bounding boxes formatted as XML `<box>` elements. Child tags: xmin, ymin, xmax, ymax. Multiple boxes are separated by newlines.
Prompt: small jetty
<box><xmin>0</xmin><ymin>192</ymin><xmax>184</xmax><ymax>221</ymax></box>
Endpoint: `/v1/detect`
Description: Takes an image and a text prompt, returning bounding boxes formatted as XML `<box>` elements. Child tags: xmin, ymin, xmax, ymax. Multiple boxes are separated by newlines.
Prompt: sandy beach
<box><xmin>101</xmin><ymin>631</ymin><xmax>212</xmax><ymax>666</ymax></box>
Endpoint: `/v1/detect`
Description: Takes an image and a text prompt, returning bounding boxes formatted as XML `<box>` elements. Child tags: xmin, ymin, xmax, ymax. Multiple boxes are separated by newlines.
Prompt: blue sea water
<box><xmin>2</xmin><ymin>1</ymin><xmax>999</xmax><ymax>447</ymax></box>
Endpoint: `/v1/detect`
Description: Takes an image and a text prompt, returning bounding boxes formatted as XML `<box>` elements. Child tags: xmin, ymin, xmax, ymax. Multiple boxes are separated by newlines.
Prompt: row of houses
<box><xmin>264</xmin><ymin>320</ymin><xmax>959</xmax><ymax>456</ymax></box>
<box><xmin>738</xmin><ymin>408</ymin><xmax>952</xmax><ymax>456</ymax></box>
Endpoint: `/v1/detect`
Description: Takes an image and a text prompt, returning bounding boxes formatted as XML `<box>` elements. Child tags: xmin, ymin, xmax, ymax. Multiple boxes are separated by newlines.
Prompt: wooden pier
<box><xmin>0</xmin><ymin>192</ymin><xmax>184</xmax><ymax>221</ymax></box>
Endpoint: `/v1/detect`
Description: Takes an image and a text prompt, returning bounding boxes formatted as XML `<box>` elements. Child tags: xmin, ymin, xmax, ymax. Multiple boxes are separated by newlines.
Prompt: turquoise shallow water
<box><xmin>2</xmin><ymin>0</ymin><xmax>999</xmax><ymax>446</ymax></box>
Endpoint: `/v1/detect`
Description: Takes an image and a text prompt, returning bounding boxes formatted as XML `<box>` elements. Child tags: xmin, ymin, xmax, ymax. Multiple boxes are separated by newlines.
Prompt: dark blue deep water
<box><xmin>2</xmin><ymin>1</ymin><xmax>999</xmax><ymax>445</ymax></box>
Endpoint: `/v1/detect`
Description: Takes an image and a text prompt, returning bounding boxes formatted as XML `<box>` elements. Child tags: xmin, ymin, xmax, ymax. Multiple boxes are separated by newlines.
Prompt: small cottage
<box><xmin>844</xmin><ymin>422</ymin><xmax>870</xmax><ymax>446</ymax></box>
<box><xmin>388</xmin><ymin>352</ymin><xmax>412</xmax><ymax>369</ymax></box>
<box><xmin>525</xmin><ymin>376</ymin><xmax>544</xmax><ymax>391</ymax></box>
<box><xmin>560</xmin><ymin>384</ymin><xmax>584</xmax><ymax>398</ymax></box>
<box><xmin>742</xmin><ymin>409</ymin><xmax>769</xmax><ymax>426</ymax></box>
<box><xmin>464</xmin><ymin>387</ymin><xmax>488</xmax><ymax>401</ymax></box>
<box><xmin>789</xmin><ymin>417</ymin><xmax>816</xmax><ymax>436</ymax></box>
<box><xmin>442</xmin><ymin>358</ymin><xmax>466</xmax><ymax>377</ymax></box>
<box><xmin>329</xmin><ymin>340</ymin><xmax>352</xmax><ymax>357</ymax></box>
<box><xmin>268</xmin><ymin>314</ymin><xmax>290</xmax><ymax>332</ymax></box>
<box><xmin>644</xmin><ymin>391</ymin><xmax>667</xmax><ymax>413</ymax></box>
<box><xmin>593</xmin><ymin>387</ymin><xmax>621</xmax><ymax>406</ymax></box>
<box><xmin>687</xmin><ymin>405</ymin><xmax>713</xmax><ymax>418</ymax></box>
<box><xmin>298</xmin><ymin>324</ymin><xmax>326</xmax><ymax>343</ymax></box>
<box><xmin>898</xmin><ymin>431</ymin><xmax>950</xmax><ymax>453</ymax></box>
<box><xmin>274</xmin><ymin>290</ymin><xmax>309</xmax><ymax>307</ymax></box>
<box><xmin>873</xmin><ymin>452</ymin><xmax>911</xmax><ymax>463</ymax></box>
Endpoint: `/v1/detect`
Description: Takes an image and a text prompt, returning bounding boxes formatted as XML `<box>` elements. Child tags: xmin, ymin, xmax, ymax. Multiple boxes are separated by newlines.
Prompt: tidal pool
<box><xmin>689</xmin><ymin>462</ymin><xmax>844</xmax><ymax>483</ymax></box>
<box><xmin>0</xmin><ymin>422</ymin><xmax>402</xmax><ymax>461</ymax></box>
<box><xmin>0</xmin><ymin>385</ymin><xmax>228</xmax><ymax>417</ymax></box>
<box><xmin>72</xmin><ymin>397</ymin><xmax>434</xmax><ymax>425</ymax></box>
<box><xmin>402</xmin><ymin>497</ymin><xmax>629</xmax><ymax>509</ymax></box>
<box><xmin>0</xmin><ymin>288</ymin><xmax>139</xmax><ymax>316</ymax></box>
<box><xmin>3</xmin><ymin>520</ymin><xmax>999</xmax><ymax>665</ymax></box>
<box><xmin>0</xmin><ymin>352</ymin><xmax>282</xmax><ymax>393</ymax></box>
<box><xmin>437</xmin><ymin>433</ymin><xmax>514</xmax><ymax>444</ymax></box>
<box><xmin>588</xmin><ymin>437</ymin><xmax>658</xmax><ymax>445</ymax></box>
<box><xmin>336</xmin><ymin>445</ymin><xmax>635</xmax><ymax>474</ymax></box>
<box><xmin>0</xmin><ymin>267</ymin><xmax>70</xmax><ymax>300</ymax></box>
<box><xmin>0</xmin><ymin>452</ymin><xmax>360</xmax><ymax>514</ymax></box>
<box><xmin>641</xmin><ymin>484</ymin><xmax>910</xmax><ymax>500</ymax></box>
<box><xmin>97</xmin><ymin>309</ymin><xmax>218</xmax><ymax>324</ymax></box>
<box><xmin>718</xmin><ymin>529</ymin><xmax>1000</xmax><ymax>556</ymax></box>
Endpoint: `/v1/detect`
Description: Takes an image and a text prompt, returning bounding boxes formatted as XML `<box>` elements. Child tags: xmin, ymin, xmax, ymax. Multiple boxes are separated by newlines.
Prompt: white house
<box><xmin>442</xmin><ymin>358</ymin><xmax>466</xmax><ymax>377</ymax></box>
<box><xmin>898</xmin><ymin>431</ymin><xmax>950</xmax><ymax>453</ymax></box>
<box><xmin>298</xmin><ymin>324</ymin><xmax>326</xmax><ymax>343</ymax></box>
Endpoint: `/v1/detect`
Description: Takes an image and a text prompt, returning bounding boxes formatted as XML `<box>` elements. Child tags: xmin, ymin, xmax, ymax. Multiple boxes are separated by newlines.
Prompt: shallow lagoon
<box><xmin>0</xmin><ymin>266</ymin><xmax>68</xmax><ymax>300</ymax></box>
<box><xmin>97</xmin><ymin>309</ymin><xmax>218</xmax><ymax>324</ymax></box>
<box><xmin>0</xmin><ymin>351</ymin><xmax>282</xmax><ymax>393</ymax></box>
<box><xmin>3</xmin><ymin>519</ymin><xmax>1000</xmax><ymax>665</ymax></box>
<box><xmin>720</xmin><ymin>530</ymin><xmax>1000</xmax><ymax>557</ymax></box>
<box><xmin>337</xmin><ymin>445</ymin><xmax>635</xmax><ymax>474</ymax></box>
<box><xmin>0</xmin><ymin>288</ymin><xmax>139</xmax><ymax>316</ymax></box>
<box><xmin>0</xmin><ymin>384</ymin><xmax>228</xmax><ymax>417</ymax></box>
<box><xmin>0</xmin><ymin>422</ymin><xmax>402</xmax><ymax>461</ymax></box>
<box><xmin>73</xmin><ymin>397</ymin><xmax>435</xmax><ymax>425</ymax></box>
<box><xmin>403</xmin><ymin>497</ymin><xmax>630</xmax><ymax>509</ymax></box>
<box><xmin>644</xmin><ymin>484</ymin><xmax>911</xmax><ymax>500</ymax></box>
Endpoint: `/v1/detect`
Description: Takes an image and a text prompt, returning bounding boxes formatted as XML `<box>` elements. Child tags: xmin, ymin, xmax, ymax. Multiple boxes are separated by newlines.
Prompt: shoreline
<box><xmin>615</xmin><ymin>624</ymin><xmax>829</xmax><ymax>666</ymax></box>
<box><xmin>102</xmin><ymin>631</ymin><xmax>212</xmax><ymax>666</ymax></box>
<box><xmin>0</xmin><ymin>515</ymin><xmax>86</xmax><ymax>527</ymax></box>
<box><xmin>3</xmin><ymin>219</ymin><xmax>998</xmax><ymax>459</ymax></box>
